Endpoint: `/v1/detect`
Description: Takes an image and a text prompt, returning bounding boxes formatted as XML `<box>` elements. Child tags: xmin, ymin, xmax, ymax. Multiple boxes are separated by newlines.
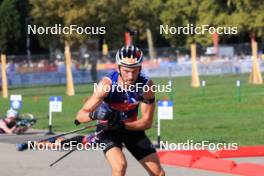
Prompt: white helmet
<box><xmin>116</xmin><ymin>45</ymin><xmax>144</xmax><ymax>67</ymax></box>
<box><xmin>6</xmin><ymin>109</ymin><xmax>19</xmax><ymax>118</ymax></box>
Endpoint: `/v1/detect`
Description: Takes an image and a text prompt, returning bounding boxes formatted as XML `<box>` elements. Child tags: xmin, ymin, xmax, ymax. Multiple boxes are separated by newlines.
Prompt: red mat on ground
<box><xmin>158</xmin><ymin>147</ymin><xmax>264</xmax><ymax>175</ymax></box>
<box><xmin>158</xmin><ymin>149</ymin><xmax>216</xmax><ymax>159</ymax></box>
<box><xmin>175</xmin><ymin>150</ymin><xmax>217</xmax><ymax>158</ymax></box>
<box><xmin>157</xmin><ymin>150</ymin><xmax>170</xmax><ymax>158</ymax></box>
<box><xmin>231</xmin><ymin>163</ymin><xmax>264</xmax><ymax>176</ymax></box>
<box><xmin>215</xmin><ymin>146</ymin><xmax>264</xmax><ymax>158</ymax></box>
<box><xmin>159</xmin><ymin>152</ymin><xmax>197</xmax><ymax>167</ymax></box>
<box><xmin>191</xmin><ymin>156</ymin><xmax>237</xmax><ymax>173</ymax></box>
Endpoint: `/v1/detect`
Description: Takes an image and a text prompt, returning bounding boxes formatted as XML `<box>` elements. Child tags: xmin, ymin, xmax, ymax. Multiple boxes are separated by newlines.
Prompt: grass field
<box><xmin>1</xmin><ymin>73</ymin><xmax>264</xmax><ymax>146</ymax></box>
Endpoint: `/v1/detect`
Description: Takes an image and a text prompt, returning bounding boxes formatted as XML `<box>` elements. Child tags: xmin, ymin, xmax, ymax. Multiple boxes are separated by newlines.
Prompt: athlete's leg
<box><xmin>122</xmin><ymin>130</ymin><xmax>165</xmax><ymax>176</ymax></box>
<box><xmin>105</xmin><ymin>147</ymin><xmax>127</xmax><ymax>176</ymax></box>
<box><xmin>98</xmin><ymin>129</ymin><xmax>126</xmax><ymax>176</ymax></box>
<box><xmin>139</xmin><ymin>152</ymin><xmax>165</xmax><ymax>176</ymax></box>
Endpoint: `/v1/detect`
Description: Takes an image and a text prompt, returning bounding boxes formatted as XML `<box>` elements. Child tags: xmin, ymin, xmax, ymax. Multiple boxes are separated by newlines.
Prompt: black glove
<box><xmin>96</xmin><ymin>122</ymin><xmax>109</xmax><ymax>131</ymax></box>
<box><xmin>108</xmin><ymin>120</ymin><xmax>125</xmax><ymax>132</ymax></box>
<box><xmin>74</xmin><ymin>119</ymin><xmax>81</xmax><ymax>126</ymax></box>
<box><xmin>107</xmin><ymin>111</ymin><xmax>125</xmax><ymax>132</ymax></box>
<box><xmin>89</xmin><ymin>102</ymin><xmax>113</xmax><ymax>120</ymax></box>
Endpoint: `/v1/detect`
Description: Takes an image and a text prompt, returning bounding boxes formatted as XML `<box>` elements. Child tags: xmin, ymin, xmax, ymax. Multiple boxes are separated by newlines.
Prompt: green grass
<box><xmin>1</xmin><ymin>74</ymin><xmax>264</xmax><ymax>146</ymax></box>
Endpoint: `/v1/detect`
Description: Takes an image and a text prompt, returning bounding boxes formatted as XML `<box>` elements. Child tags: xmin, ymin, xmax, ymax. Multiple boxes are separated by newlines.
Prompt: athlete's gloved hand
<box><xmin>89</xmin><ymin>102</ymin><xmax>113</xmax><ymax>120</ymax></box>
<box><xmin>108</xmin><ymin>120</ymin><xmax>125</xmax><ymax>132</ymax></box>
<box><xmin>96</xmin><ymin>122</ymin><xmax>109</xmax><ymax>131</ymax></box>
<box><xmin>107</xmin><ymin>111</ymin><xmax>125</xmax><ymax>132</ymax></box>
<box><xmin>74</xmin><ymin>119</ymin><xmax>81</xmax><ymax>126</ymax></box>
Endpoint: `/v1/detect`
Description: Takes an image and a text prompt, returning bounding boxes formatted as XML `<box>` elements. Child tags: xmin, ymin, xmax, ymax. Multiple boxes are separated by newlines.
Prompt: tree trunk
<box><xmin>1</xmin><ymin>54</ymin><xmax>8</xmax><ymax>98</ymax></box>
<box><xmin>64</xmin><ymin>41</ymin><xmax>75</xmax><ymax>96</ymax></box>
<box><xmin>249</xmin><ymin>36</ymin><xmax>263</xmax><ymax>84</ymax></box>
<box><xmin>146</xmin><ymin>28</ymin><xmax>157</xmax><ymax>60</ymax></box>
<box><xmin>191</xmin><ymin>43</ymin><xmax>200</xmax><ymax>87</ymax></box>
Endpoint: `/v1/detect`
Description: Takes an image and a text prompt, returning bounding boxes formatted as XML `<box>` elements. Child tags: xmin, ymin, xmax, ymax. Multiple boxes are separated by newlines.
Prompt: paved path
<box><xmin>0</xmin><ymin>130</ymin><xmax>241</xmax><ymax>176</ymax></box>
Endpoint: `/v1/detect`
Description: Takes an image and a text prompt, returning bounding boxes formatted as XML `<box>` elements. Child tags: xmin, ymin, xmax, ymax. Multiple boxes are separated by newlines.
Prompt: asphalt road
<box><xmin>0</xmin><ymin>130</ymin><xmax>239</xmax><ymax>176</ymax></box>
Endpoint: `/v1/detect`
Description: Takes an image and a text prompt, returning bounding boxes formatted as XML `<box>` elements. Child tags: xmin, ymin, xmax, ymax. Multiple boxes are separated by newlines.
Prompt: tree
<box><xmin>0</xmin><ymin>0</ymin><xmax>21</xmax><ymax>54</ymax></box>
<box><xmin>196</xmin><ymin>0</ymin><xmax>230</xmax><ymax>45</ymax></box>
<box><xmin>159</xmin><ymin>0</ymin><xmax>240</xmax><ymax>46</ymax></box>
<box><xmin>29</xmin><ymin>0</ymin><xmax>91</xmax><ymax>95</ymax></box>
<box><xmin>227</xmin><ymin>0</ymin><xmax>264</xmax><ymax>84</ymax></box>
<box><xmin>160</xmin><ymin>0</ymin><xmax>198</xmax><ymax>46</ymax></box>
<box><xmin>228</xmin><ymin>0</ymin><xmax>264</xmax><ymax>40</ymax></box>
<box><xmin>30</xmin><ymin>0</ymin><xmax>86</xmax><ymax>46</ymax></box>
<box><xmin>85</xmin><ymin>0</ymin><xmax>128</xmax><ymax>48</ymax></box>
<box><xmin>160</xmin><ymin>0</ymin><xmax>204</xmax><ymax>87</ymax></box>
<box><xmin>124</xmin><ymin>0</ymin><xmax>163</xmax><ymax>59</ymax></box>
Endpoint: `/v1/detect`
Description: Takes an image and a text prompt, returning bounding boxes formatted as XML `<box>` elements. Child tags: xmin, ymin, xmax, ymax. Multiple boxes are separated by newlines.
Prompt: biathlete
<box><xmin>75</xmin><ymin>45</ymin><xmax>165</xmax><ymax>176</ymax></box>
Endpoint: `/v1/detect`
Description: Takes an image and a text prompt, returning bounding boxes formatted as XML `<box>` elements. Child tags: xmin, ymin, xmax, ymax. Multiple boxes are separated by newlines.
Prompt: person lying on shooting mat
<box><xmin>0</xmin><ymin>109</ymin><xmax>36</xmax><ymax>134</ymax></box>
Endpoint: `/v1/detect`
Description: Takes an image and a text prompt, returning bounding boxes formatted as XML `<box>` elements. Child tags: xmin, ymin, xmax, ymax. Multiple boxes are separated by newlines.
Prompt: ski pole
<box><xmin>17</xmin><ymin>124</ymin><xmax>98</xmax><ymax>151</ymax></box>
<box><xmin>49</xmin><ymin>129</ymin><xmax>105</xmax><ymax>167</ymax></box>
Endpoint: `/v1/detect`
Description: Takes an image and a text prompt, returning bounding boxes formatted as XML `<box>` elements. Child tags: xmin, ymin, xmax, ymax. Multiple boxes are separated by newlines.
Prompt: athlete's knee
<box><xmin>105</xmin><ymin>147</ymin><xmax>127</xmax><ymax>175</ymax></box>
<box><xmin>149</xmin><ymin>167</ymin><xmax>165</xmax><ymax>176</ymax></box>
<box><xmin>158</xmin><ymin>168</ymin><xmax>166</xmax><ymax>176</ymax></box>
<box><xmin>111</xmin><ymin>159</ymin><xmax>127</xmax><ymax>174</ymax></box>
